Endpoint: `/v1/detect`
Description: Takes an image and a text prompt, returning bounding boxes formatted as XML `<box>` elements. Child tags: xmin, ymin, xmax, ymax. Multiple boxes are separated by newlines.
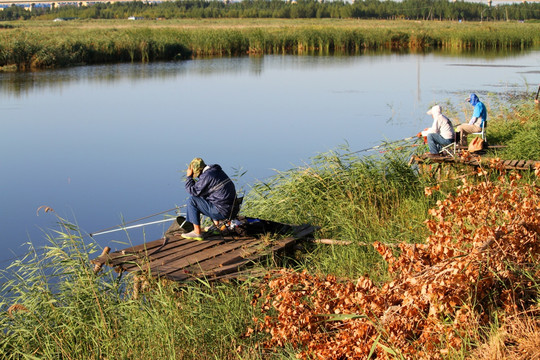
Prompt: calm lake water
<box><xmin>1</xmin><ymin>50</ymin><xmax>539</xmax><ymax>267</ymax></box>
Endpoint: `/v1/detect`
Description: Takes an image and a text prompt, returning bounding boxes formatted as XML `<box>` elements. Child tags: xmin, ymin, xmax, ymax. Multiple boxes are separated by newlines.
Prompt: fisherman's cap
<box><xmin>190</xmin><ymin>157</ymin><xmax>206</xmax><ymax>178</ymax></box>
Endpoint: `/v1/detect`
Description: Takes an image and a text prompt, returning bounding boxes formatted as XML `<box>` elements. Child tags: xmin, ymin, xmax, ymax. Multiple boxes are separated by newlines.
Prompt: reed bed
<box><xmin>487</xmin><ymin>95</ymin><xmax>540</xmax><ymax>160</ymax></box>
<box><xmin>242</xmin><ymin>146</ymin><xmax>435</xmax><ymax>279</ymax></box>
<box><xmin>0</xmin><ymin>220</ymin><xmax>264</xmax><ymax>359</ymax></box>
<box><xmin>1</xmin><ymin>19</ymin><xmax>539</xmax><ymax>70</ymax></box>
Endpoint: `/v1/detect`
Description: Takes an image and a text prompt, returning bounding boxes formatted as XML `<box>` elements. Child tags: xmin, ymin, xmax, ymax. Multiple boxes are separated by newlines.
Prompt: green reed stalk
<box><xmin>0</xmin><ymin>216</ymin><xmax>262</xmax><ymax>359</ymax></box>
<box><xmin>1</xmin><ymin>20</ymin><xmax>539</xmax><ymax>70</ymax></box>
<box><xmin>242</xmin><ymin>145</ymin><xmax>434</xmax><ymax>279</ymax></box>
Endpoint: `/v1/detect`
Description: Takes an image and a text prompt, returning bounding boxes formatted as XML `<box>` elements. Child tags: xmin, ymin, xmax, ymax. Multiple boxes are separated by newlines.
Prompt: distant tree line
<box><xmin>1</xmin><ymin>0</ymin><xmax>540</xmax><ymax>21</ymax></box>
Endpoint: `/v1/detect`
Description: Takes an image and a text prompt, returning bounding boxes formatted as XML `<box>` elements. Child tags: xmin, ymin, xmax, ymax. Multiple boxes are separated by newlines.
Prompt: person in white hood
<box><xmin>418</xmin><ymin>105</ymin><xmax>455</xmax><ymax>157</ymax></box>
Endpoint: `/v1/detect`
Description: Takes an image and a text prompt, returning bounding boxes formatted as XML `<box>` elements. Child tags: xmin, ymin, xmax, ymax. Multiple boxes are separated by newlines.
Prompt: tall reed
<box><xmin>0</xmin><ymin>217</ymin><xmax>263</xmax><ymax>359</ymax></box>
<box><xmin>242</xmin><ymin>145</ymin><xmax>434</xmax><ymax>278</ymax></box>
<box><xmin>1</xmin><ymin>20</ymin><xmax>539</xmax><ymax>70</ymax></box>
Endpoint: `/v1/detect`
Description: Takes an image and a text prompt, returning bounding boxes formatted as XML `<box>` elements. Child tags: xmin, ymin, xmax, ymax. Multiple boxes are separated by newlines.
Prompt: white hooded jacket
<box><xmin>422</xmin><ymin>105</ymin><xmax>455</xmax><ymax>140</ymax></box>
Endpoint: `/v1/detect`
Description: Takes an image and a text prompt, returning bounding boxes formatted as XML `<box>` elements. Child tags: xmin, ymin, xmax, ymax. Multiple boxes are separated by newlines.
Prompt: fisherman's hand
<box><xmin>186</xmin><ymin>166</ymin><xmax>193</xmax><ymax>178</ymax></box>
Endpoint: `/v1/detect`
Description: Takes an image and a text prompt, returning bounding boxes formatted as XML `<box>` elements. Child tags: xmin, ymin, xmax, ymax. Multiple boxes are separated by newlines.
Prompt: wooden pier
<box><xmin>411</xmin><ymin>153</ymin><xmax>540</xmax><ymax>172</ymax></box>
<box><xmin>91</xmin><ymin>218</ymin><xmax>317</xmax><ymax>283</ymax></box>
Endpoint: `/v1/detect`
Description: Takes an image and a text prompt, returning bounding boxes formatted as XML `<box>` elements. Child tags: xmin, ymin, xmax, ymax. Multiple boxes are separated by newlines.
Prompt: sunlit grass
<box><xmin>0</xmin><ymin>220</ymin><xmax>264</xmax><ymax>359</ymax></box>
<box><xmin>1</xmin><ymin>19</ymin><xmax>539</xmax><ymax>70</ymax></box>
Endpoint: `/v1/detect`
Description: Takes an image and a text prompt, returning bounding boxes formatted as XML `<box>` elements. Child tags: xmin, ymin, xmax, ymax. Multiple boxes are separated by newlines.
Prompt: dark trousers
<box><xmin>186</xmin><ymin>196</ymin><xmax>226</xmax><ymax>226</ymax></box>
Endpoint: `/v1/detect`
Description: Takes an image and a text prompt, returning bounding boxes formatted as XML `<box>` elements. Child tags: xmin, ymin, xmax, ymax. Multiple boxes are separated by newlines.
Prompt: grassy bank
<box><xmin>1</xmin><ymin>19</ymin><xmax>540</xmax><ymax>70</ymax></box>
<box><xmin>0</xmin><ymin>97</ymin><xmax>538</xmax><ymax>359</ymax></box>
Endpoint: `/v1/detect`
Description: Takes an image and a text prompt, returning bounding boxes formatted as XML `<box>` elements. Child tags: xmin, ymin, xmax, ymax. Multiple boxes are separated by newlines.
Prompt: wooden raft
<box><xmin>91</xmin><ymin>222</ymin><xmax>317</xmax><ymax>283</ymax></box>
<box><xmin>412</xmin><ymin>154</ymin><xmax>540</xmax><ymax>171</ymax></box>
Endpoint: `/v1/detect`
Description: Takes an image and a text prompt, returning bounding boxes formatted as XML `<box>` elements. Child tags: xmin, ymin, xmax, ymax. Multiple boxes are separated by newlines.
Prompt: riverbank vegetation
<box><xmin>1</xmin><ymin>19</ymin><xmax>540</xmax><ymax>70</ymax></box>
<box><xmin>1</xmin><ymin>95</ymin><xmax>538</xmax><ymax>359</ymax></box>
<box><xmin>2</xmin><ymin>0</ymin><xmax>540</xmax><ymax>22</ymax></box>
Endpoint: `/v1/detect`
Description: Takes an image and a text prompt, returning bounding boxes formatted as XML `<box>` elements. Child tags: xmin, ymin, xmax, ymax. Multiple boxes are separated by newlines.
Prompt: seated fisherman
<box><xmin>418</xmin><ymin>104</ymin><xmax>455</xmax><ymax>158</ymax></box>
<box><xmin>456</xmin><ymin>93</ymin><xmax>487</xmax><ymax>146</ymax></box>
<box><xmin>182</xmin><ymin>157</ymin><xmax>236</xmax><ymax>241</ymax></box>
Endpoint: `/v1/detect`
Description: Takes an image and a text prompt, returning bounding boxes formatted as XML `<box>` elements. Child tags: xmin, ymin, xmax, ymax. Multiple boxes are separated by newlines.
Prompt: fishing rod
<box><xmin>89</xmin><ymin>217</ymin><xmax>184</xmax><ymax>237</ymax></box>
<box><xmin>349</xmin><ymin>135</ymin><xmax>419</xmax><ymax>155</ymax></box>
<box><xmin>89</xmin><ymin>206</ymin><xmax>184</xmax><ymax>237</ymax></box>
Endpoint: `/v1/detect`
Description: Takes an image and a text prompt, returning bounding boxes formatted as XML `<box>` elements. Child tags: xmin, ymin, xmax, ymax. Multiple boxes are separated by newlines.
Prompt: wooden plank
<box><xmin>147</xmin><ymin>264</ymin><xmax>194</xmax><ymax>282</ymax></box>
<box><xmin>121</xmin><ymin>239</ymin><xmax>228</xmax><ymax>272</ymax></box>
<box><xmin>142</xmin><ymin>238</ymin><xmax>229</xmax><ymax>264</ymax></box>
<box><xmin>193</xmin><ymin>260</ymin><xmax>254</xmax><ymax>279</ymax></box>
<box><xmin>222</xmin><ymin>236</ymin><xmax>299</xmax><ymax>266</ymax></box>
<box><xmin>523</xmin><ymin>160</ymin><xmax>535</xmax><ymax>169</ymax></box>
<box><xmin>169</xmin><ymin>236</ymin><xmax>300</xmax><ymax>279</ymax></box>
<box><xmin>522</xmin><ymin>160</ymin><xmax>539</xmax><ymax>169</ymax></box>
<box><xmin>192</xmin><ymin>237</ymin><xmax>300</xmax><ymax>279</ymax></box>
<box><xmin>165</xmin><ymin>239</ymin><xmax>268</xmax><ymax>278</ymax></box>
<box><xmin>91</xmin><ymin>234</ymin><xmax>185</xmax><ymax>266</ymax></box>
<box><xmin>96</xmin><ymin>237</ymin><xmax>190</xmax><ymax>268</ymax></box>
<box><xmin>145</xmin><ymin>238</ymin><xmax>261</xmax><ymax>276</ymax></box>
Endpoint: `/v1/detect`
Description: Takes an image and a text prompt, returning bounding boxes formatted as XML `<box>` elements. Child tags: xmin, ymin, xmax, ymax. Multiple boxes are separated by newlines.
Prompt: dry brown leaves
<box><xmin>250</xmin><ymin>172</ymin><xmax>540</xmax><ymax>359</ymax></box>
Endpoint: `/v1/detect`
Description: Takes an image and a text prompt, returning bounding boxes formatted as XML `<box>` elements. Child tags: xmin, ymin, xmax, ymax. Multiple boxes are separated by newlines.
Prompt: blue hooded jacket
<box><xmin>468</xmin><ymin>93</ymin><xmax>487</xmax><ymax>128</ymax></box>
<box><xmin>185</xmin><ymin>164</ymin><xmax>236</xmax><ymax>218</ymax></box>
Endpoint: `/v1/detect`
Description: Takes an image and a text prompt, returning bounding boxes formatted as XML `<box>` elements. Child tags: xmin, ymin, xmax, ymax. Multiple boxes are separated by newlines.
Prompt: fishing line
<box><xmin>89</xmin><ymin>206</ymin><xmax>184</xmax><ymax>237</ymax></box>
<box><xmin>347</xmin><ymin>135</ymin><xmax>421</xmax><ymax>155</ymax></box>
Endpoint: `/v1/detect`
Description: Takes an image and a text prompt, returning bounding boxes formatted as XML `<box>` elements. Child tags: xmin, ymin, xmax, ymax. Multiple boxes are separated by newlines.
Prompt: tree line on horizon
<box><xmin>1</xmin><ymin>0</ymin><xmax>540</xmax><ymax>21</ymax></box>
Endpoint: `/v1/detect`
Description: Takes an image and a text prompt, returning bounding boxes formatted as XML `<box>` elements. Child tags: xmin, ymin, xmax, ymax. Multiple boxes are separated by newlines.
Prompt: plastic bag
<box><xmin>468</xmin><ymin>137</ymin><xmax>484</xmax><ymax>153</ymax></box>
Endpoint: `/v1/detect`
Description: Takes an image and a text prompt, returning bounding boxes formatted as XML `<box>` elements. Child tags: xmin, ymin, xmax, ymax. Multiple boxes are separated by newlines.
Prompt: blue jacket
<box><xmin>185</xmin><ymin>164</ymin><xmax>236</xmax><ymax>218</ymax></box>
<box><xmin>468</xmin><ymin>93</ymin><xmax>487</xmax><ymax>128</ymax></box>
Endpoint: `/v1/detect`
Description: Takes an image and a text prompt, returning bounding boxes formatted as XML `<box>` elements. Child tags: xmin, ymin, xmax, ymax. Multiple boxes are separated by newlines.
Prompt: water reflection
<box><xmin>2</xmin><ymin>47</ymin><xmax>538</xmax><ymax>97</ymax></box>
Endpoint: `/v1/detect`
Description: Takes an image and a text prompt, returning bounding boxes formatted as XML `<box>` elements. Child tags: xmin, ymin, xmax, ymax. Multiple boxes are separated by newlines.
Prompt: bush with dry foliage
<box><xmin>251</xmin><ymin>170</ymin><xmax>539</xmax><ymax>359</ymax></box>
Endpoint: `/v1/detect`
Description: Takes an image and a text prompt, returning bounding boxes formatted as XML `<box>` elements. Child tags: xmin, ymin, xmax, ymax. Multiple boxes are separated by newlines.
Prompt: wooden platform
<box><xmin>91</xmin><ymin>220</ymin><xmax>317</xmax><ymax>283</ymax></box>
<box><xmin>412</xmin><ymin>154</ymin><xmax>540</xmax><ymax>171</ymax></box>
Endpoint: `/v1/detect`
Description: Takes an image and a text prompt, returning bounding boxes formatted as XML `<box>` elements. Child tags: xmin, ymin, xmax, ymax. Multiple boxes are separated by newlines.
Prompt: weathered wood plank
<box><xmin>145</xmin><ymin>239</ymin><xmax>261</xmax><ymax>276</ymax></box>
<box><xmin>121</xmin><ymin>239</ymin><xmax>229</xmax><ymax>272</ymax></box>
<box><xmin>523</xmin><ymin>160</ymin><xmax>534</xmax><ymax>168</ymax></box>
<box><xmin>194</xmin><ymin>237</ymin><xmax>300</xmax><ymax>279</ymax></box>
<box><xmin>168</xmin><ymin>236</ymin><xmax>298</xmax><ymax>279</ymax></box>
<box><xmin>90</xmin><ymin>234</ymin><xmax>185</xmax><ymax>266</ymax></box>
<box><xmin>166</xmin><ymin>239</ymin><xmax>269</xmax><ymax>278</ymax></box>
<box><xmin>412</xmin><ymin>155</ymin><xmax>539</xmax><ymax>172</ymax></box>
<box><xmin>146</xmin><ymin>238</ymin><xmax>228</xmax><ymax>262</ymax></box>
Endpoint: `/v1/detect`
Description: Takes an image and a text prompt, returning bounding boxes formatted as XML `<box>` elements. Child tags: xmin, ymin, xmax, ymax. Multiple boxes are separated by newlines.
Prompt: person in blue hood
<box><xmin>456</xmin><ymin>93</ymin><xmax>487</xmax><ymax>146</ymax></box>
<box><xmin>182</xmin><ymin>157</ymin><xmax>236</xmax><ymax>241</ymax></box>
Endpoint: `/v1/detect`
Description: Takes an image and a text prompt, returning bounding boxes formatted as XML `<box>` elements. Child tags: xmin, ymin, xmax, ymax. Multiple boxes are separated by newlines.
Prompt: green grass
<box><xmin>1</xmin><ymin>19</ymin><xmax>539</xmax><ymax>70</ymax></box>
<box><xmin>478</xmin><ymin>92</ymin><xmax>540</xmax><ymax>160</ymax></box>
<box><xmin>0</xmin><ymin>220</ymin><xmax>264</xmax><ymax>359</ymax></box>
<box><xmin>242</xmin><ymin>147</ymin><xmax>433</xmax><ymax>280</ymax></box>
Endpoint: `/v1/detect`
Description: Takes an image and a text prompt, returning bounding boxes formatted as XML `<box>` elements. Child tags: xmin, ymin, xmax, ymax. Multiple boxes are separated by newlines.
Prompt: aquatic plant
<box><xmin>0</xmin><ymin>216</ymin><xmax>261</xmax><ymax>359</ymax></box>
<box><xmin>1</xmin><ymin>20</ymin><xmax>539</xmax><ymax>70</ymax></box>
